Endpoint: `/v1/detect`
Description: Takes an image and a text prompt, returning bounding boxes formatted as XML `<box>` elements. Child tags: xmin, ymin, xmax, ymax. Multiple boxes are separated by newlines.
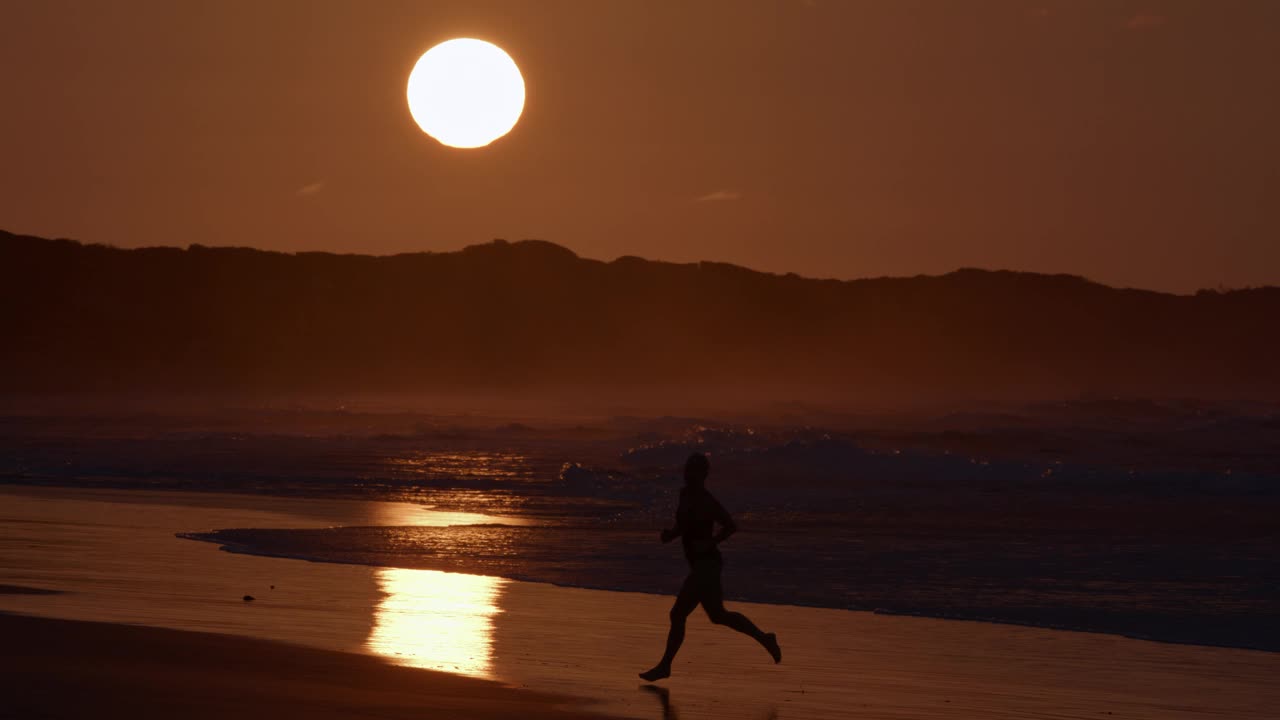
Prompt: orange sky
<box><xmin>1</xmin><ymin>0</ymin><xmax>1277</xmax><ymax>292</ymax></box>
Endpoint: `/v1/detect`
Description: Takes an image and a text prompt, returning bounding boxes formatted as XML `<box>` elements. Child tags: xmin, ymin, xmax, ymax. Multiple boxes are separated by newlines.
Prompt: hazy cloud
<box><xmin>1125</xmin><ymin>12</ymin><xmax>1165</xmax><ymax>30</ymax></box>
<box><xmin>295</xmin><ymin>181</ymin><xmax>325</xmax><ymax>197</ymax></box>
<box><xmin>695</xmin><ymin>190</ymin><xmax>741</xmax><ymax>202</ymax></box>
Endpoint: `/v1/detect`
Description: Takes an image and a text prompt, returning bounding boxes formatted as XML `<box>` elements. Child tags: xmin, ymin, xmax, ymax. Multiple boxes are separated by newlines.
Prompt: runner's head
<box><xmin>684</xmin><ymin>452</ymin><xmax>709</xmax><ymax>487</ymax></box>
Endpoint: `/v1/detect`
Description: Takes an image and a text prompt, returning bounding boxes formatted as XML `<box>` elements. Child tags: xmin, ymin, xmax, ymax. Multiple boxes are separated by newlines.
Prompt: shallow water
<box><xmin>2</xmin><ymin>487</ymin><xmax>1277</xmax><ymax>719</ymax></box>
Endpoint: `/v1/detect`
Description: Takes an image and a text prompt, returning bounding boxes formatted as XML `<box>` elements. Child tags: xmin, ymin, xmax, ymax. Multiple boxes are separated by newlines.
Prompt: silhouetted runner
<box><xmin>639</xmin><ymin>453</ymin><xmax>781</xmax><ymax>681</ymax></box>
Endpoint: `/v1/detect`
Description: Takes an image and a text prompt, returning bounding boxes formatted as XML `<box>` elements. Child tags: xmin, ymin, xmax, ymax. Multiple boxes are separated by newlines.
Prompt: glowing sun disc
<box><xmin>407</xmin><ymin>38</ymin><xmax>525</xmax><ymax>149</ymax></box>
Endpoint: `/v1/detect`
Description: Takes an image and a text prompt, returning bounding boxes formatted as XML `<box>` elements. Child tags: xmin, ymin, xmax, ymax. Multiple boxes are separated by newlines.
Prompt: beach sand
<box><xmin>0</xmin><ymin>612</ymin><xmax>612</xmax><ymax>720</ymax></box>
<box><xmin>2</xmin><ymin>487</ymin><xmax>1277</xmax><ymax>719</ymax></box>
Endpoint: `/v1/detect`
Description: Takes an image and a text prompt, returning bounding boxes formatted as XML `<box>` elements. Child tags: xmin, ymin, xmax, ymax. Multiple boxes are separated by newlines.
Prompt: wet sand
<box><xmin>0</xmin><ymin>612</ymin><xmax>611</xmax><ymax>720</ymax></box>
<box><xmin>2</xmin><ymin>487</ymin><xmax>1277</xmax><ymax>719</ymax></box>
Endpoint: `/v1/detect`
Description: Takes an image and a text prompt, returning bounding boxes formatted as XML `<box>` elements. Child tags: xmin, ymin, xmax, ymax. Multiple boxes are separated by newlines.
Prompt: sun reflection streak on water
<box><xmin>366</xmin><ymin>567</ymin><xmax>508</xmax><ymax>678</ymax></box>
<box><xmin>384</xmin><ymin>451</ymin><xmax>538</xmax><ymax>481</ymax></box>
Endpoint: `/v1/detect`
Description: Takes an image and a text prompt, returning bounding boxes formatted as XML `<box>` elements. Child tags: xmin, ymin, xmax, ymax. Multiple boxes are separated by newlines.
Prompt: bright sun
<box><xmin>406</xmin><ymin>38</ymin><xmax>525</xmax><ymax>149</ymax></box>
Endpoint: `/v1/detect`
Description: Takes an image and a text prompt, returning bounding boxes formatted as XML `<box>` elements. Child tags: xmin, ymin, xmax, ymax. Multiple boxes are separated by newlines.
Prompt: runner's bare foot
<box><xmin>764</xmin><ymin>633</ymin><xmax>782</xmax><ymax>663</ymax></box>
<box><xmin>639</xmin><ymin>664</ymin><xmax>672</xmax><ymax>682</ymax></box>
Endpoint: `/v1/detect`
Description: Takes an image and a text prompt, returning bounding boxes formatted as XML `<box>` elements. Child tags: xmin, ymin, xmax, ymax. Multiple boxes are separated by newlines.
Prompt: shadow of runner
<box><xmin>640</xmin><ymin>684</ymin><xmax>677</xmax><ymax>720</ymax></box>
<box><xmin>641</xmin><ymin>684</ymin><xmax>778</xmax><ymax>720</ymax></box>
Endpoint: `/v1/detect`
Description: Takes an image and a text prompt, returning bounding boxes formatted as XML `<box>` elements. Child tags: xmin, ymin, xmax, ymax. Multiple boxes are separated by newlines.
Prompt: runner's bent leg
<box><xmin>700</xmin><ymin>559</ymin><xmax>780</xmax><ymax>661</ymax></box>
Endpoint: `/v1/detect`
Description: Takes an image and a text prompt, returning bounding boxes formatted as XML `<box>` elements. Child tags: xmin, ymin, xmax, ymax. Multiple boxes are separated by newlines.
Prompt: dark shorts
<box><xmin>672</xmin><ymin>550</ymin><xmax>726</xmax><ymax>617</ymax></box>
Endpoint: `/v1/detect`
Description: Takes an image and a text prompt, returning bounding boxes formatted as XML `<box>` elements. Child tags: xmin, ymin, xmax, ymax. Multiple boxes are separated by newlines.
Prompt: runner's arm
<box><xmin>661</xmin><ymin>498</ymin><xmax>684</xmax><ymax>543</ymax></box>
<box><xmin>711</xmin><ymin>496</ymin><xmax>737</xmax><ymax>545</ymax></box>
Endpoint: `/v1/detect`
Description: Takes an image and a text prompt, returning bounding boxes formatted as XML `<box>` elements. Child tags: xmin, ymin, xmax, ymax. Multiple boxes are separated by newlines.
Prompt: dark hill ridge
<box><xmin>2</xmin><ymin>230</ymin><xmax>1277</xmax><ymax>403</ymax></box>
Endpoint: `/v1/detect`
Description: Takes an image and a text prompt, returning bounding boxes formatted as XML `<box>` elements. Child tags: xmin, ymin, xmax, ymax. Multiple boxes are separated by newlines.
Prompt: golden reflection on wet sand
<box><xmin>371</xmin><ymin>503</ymin><xmax>529</xmax><ymax>528</ymax></box>
<box><xmin>366</xmin><ymin>567</ymin><xmax>508</xmax><ymax>678</ymax></box>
